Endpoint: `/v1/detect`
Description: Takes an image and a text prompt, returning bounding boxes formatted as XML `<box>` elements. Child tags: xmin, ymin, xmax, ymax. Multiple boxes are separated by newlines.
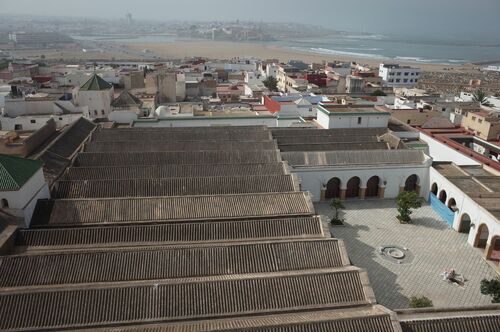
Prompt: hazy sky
<box><xmin>3</xmin><ymin>0</ymin><xmax>500</xmax><ymax>41</ymax></box>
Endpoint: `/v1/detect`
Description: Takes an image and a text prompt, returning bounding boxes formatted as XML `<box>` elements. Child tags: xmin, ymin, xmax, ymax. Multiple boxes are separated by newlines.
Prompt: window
<box><xmin>357</xmin><ymin>117</ymin><xmax>362</xmax><ymax>124</ymax></box>
<box><xmin>389</xmin><ymin>79</ymin><xmax>394</xmax><ymax>83</ymax></box>
<box><xmin>404</xmin><ymin>72</ymin><xmax>409</xmax><ymax>76</ymax></box>
<box><xmin>396</xmin><ymin>79</ymin><xmax>401</xmax><ymax>83</ymax></box>
<box><xmin>411</xmin><ymin>72</ymin><xmax>415</xmax><ymax>76</ymax></box>
<box><xmin>59</xmin><ymin>117</ymin><xmax>63</xmax><ymax>120</ymax></box>
<box><xmin>14</xmin><ymin>124</ymin><xmax>22</xmax><ymax>130</ymax></box>
<box><xmin>416</xmin><ymin>72</ymin><xmax>419</xmax><ymax>76</ymax></box>
<box><xmin>415</xmin><ymin>79</ymin><xmax>418</xmax><ymax>83</ymax></box>
<box><xmin>478</xmin><ymin>119</ymin><xmax>483</xmax><ymax>123</ymax></box>
<box><xmin>407</xmin><ymin>119</ymin><xmax>411</xmax><ymax>124</ymax></box>
<box><xmin>30</xmin><ymin>119</ymin><xmax>36</xmax><ymax>124</ymax></box>
<box><xmin>94</xmin><ymin>110</ymin><xmax>98</xmax><ymax>116</ymax></box>
<box><xmin>397</xmin><ymin>72</ymin><xmax>401</xmax><ymax>76</ymax></box>
<box><xmin>404</xmin><ymin>79</ymin><xmax>408</xmax><ymax>83</ymax></box>
<box><xmin>472</xmin><ymin>116</ymin><xmax>477</xmax><ymax>121</ymax></box>
<box><xmin>410</xmin><ymin>79</ymin><xmax>414</xmax><ymax>83</ymax></box>
<box><xmin>101</xmin><ymin>110</ymin><xmax>105</xmax><ymax>115</ymax></box>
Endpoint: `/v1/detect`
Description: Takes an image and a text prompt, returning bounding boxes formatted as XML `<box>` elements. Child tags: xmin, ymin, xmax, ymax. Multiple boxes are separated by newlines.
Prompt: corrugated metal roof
<box><xmin>75</xmin><ymin>151</ymin><xmax>280</xmax><ymax>167</ymax></box>
<box><xmin>63</xmin><ymin>163</ymin><xmax>287</xmax><ymax>181</ymax></box>
<box><xmin>44</xmin><ymin>118</ymin><xmax>96</xmax><ymax>159</ymax></box>
<box><xmin>0</xmin><ymin>269</ymin><xmax>368</xmax><ymax>331</ymax></box>
<box><xmin>271</xmin><ymin>128</ymin><xmax>387</xmax><ymax>138</ymax></box>
<box><xmin>276</xmin><ymin>134</ymin><xmax>379</xmax><ymax>145</ymax></box>
<box><xmin>282</xmin><ymin>150</ymin><xmax>425</xmax><ymax>167</ymax></box>
<box><xmin>279</xmin><ymin>142</ymin><xmax>388</xmax><ymax>152</ymax></box>
<box><xmin>75</xmin><ymin>308</ymin><xmax>397</xmax><ymax>332</ymax></box>
<box><xmin>52</xmin><ymin>175</ymin><xmax>296</xmax><ymax>199</ymax></box>
<box><xmin>1</xmin><ymin>240</ymin><xmax>346</xmax><ymax>287</ymax></box>
<box><xmin>400</xmin><ymin>315</ymin><xmax>500</xmax><ymax>332</ymax></box>
<box><xmin>15</xmin><ymin>217</ymin><xmax>324</xmax><ymax>250</ymax></box>
<box><xmin>85</xmin><ymin>140</ymin><xmax>277</xmax><ymax>153</ymax></box>
<box><xmin>32</xmin><ymin>192</ymin><xmax>314</xmax><ymax>226</ymax></box>
<box><xmin>92</xmin><ymin>130</ymin><xmax>271</xmax><ymax>142</ymax></box>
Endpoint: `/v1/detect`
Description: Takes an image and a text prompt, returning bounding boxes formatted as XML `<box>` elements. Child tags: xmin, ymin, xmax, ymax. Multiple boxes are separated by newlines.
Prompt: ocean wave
<box><xmin>343</xmin><ymin>47</ymin><xmax>383</xmax><ymax>51</ymax></box>
<box><xmin>343</xmin><ymin>34</ymin><xmax>386</xmax><ymax>40</ymax></box>
<box><xmin>395</xmin><ymin>56</ymin><xmax>467</xmax><ymax>64</ymax></box>
<box><xmin>308</xmin><ymin>47</ymin><xmax>386</xmax><ymax>59</ymax></box>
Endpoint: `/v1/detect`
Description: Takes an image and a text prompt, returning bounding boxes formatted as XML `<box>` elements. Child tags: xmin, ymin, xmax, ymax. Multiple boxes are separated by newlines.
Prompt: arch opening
<box><xmin>431</xmin><ymin>183</ymin><xmax>438</xmax><ymax>196</ymax></box>
<box><xmin>475</xmin><ymin>224</ymin><xmax>489</xmax><ymax>250</ymax></box>
<box><xmin>438</xmin><ymin>190</ymin><xmax>447</xmax><ymax>204</ymax></box>
<box><xmin>404</xmin><ymin>174</ymin><xmax>419</xmax><ymax>192</ymax></box>
<box><xmin>458</xmin><ymin>214</ymin><xmax>472</xmax><ymax>234</ymax></box>
<box><xmin>346</xmin><ymin>177</ymin><xmax>361</xmax><ymax>198</ymax></box>
<box><xmin>0</xmin><ymin>199</ymin><xmax>8</xmax><ymax>209</ymax></box>
<box><xmin>366</xmin><ymin>176</ymin><xmax>380</xmax><ymax>198</ymax></box>
<box><xmin>447</xmin><ymin>198</ymin><xmax>458</xmax><ymax>212</ymax></box>
<box><xmin>325</xmin><ymin>178</ymin><xmax>341</xmax><ymax>200</ymax></box>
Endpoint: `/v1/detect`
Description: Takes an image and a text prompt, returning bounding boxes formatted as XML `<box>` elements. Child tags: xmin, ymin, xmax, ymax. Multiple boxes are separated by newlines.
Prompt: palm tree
<box><xmin>472</xmin><ymin>89</ymin><xmax>490</xmax><ymax>106</ymax></box>
<box><xmin>329</xmin><ymin>198</ymin><xmax>345</xmax><ymax>223</ymax></box>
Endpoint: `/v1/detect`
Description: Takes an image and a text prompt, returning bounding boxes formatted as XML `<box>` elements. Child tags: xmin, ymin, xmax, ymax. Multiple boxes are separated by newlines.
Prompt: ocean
<box><xmin>280</xmin><ymin>35</ymin><xmax>500</xmax><ymax>65</ymax></box>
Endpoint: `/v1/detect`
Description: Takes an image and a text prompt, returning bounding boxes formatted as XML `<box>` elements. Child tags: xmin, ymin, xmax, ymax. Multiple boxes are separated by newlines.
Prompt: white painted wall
<box><xmin>76</xmin><ymin>87</ymin><xmax>114</xmax><ymax>119</ymax></box>
<box><xmin>318</xmin><ymin>111</ymin><xmax>390</xmax><ymax>129</ymax></box>
<box><xmin>133</xmin><ymin>117</ymin><xmax>278</xmax><ymax>128</ymax></box>
<box><xmin>429</xmin><ymin>167</ymin><xmax>500</xmax><ymax>247</ymax></box>
<box><xmin>1</xmin><ymin>113</ymin><xmax>83</xmax><ymax>131</ymax></box>
<box><xmin>379</xmin><ymin>64</ymin><xmax>421</xmax><ymax>88</ymax></box>
<box><xmin>293</xmin><ymin>163</ymin><xmax>430</xmax><ymax>202</ymax></box>
<box><xmin>0</xmin><ymin>168</ymin><xmax>50</xmax><ymax>227</ymax></box>
<box><xmin>108</xmin><ymin>111</ymin><xmax>138</xmax><ymax>124</ymax></box>
<box><xmin>419</xmin><ymin>132</ymin><xmax>481</xmax><ymax>166</ymax></box>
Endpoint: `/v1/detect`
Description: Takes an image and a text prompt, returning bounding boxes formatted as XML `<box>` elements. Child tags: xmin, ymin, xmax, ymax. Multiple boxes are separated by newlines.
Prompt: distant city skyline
<box><xmin>2</xmin><ymin>0</ymin><xmax>500</xmax><ymax>42</ymax></box>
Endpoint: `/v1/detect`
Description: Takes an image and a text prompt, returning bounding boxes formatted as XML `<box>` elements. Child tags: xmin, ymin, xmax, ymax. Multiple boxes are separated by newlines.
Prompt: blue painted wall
<box><xmin>429</xmin><ymin>193</ymin><xmax>455</xmax><ymax>227</ymax></box>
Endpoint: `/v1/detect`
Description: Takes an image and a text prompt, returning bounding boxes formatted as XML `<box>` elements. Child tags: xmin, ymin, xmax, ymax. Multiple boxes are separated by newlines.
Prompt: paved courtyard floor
<box><xmin>315</xmin><ymin>199</ymin><xmax>498</xmax><ymax>309</ymax></box>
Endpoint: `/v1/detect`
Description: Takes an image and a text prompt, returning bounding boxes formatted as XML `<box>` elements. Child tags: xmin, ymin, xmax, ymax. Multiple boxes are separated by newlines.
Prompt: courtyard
<box><xmin>315</xmin><ymin>199</ymin><xmax>498</xmax><ymax>309</ymax></box>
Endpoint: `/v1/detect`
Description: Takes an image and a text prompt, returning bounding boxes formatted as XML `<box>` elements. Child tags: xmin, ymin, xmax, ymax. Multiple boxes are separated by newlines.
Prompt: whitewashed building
<box><xmin>429</xmin><ymin>163</ymin><xmax>500</xmax><ymax>272</ymax></box>
<box><xmin>379</xmin><ymin>64</ymin><xmax>421</xmax><ymax>88</ymax></box>
<box><xmin>0</xmin><ymin>154</ymin><xmax>50</xmax><ymax>227</ymax></box>
<box><xmin>316</xmin><ymin>104</ymin><xmax>390</xmax><ymax>129</ymax></box>
<box><xmin>74</xmin><ymin>74</ymin><xmax>114</xmax><ymax>119</ymax></box>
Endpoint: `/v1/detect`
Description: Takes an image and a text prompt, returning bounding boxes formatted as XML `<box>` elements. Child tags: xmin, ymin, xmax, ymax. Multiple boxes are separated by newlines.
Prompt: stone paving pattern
<box><xmin>315</xmin><ymin>200</ymin><xmax>498</xmax><ymax>309</ymax></box>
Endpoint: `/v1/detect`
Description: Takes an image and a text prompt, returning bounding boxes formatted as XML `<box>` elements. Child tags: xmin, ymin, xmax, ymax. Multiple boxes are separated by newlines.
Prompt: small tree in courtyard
<box><xmin>329</xmin><ymin>198</ymin><xmax>345</xmax><ymax>225</ymax></box>
<box><xmin>263</xmin><ymin>76</ymin><xmax>278</xmax><ymax>92</ymax></box>
<box><xmin>396</xmin><ymin>191</ymin><xmax>422</xmax><ymax>223</ymax></box>
<box><xmin>409</xmin><ymin>296</ymin><xmax>433</xmax><ymax>308</ymax></box>
<box><xmin>481</xmin><ymin>277</ymin><xmax>500</xmax><ymax>303</ymax></box>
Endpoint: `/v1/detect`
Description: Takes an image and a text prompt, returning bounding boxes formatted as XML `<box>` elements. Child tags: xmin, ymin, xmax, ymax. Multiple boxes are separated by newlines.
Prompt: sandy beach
<box><xmin>123</xmin><ymin>40</ymin><xmax>475</xmax><ymax>72</ymax></box>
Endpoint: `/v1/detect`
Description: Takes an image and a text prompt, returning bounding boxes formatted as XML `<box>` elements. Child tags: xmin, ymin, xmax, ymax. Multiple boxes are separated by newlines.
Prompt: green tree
<box><xmin>371</xmin><ymin>90</ymin><xmax>387</xmax><ymax>97</ymax></box>
<box><xmin>263</xmin><ymin>76</ymin><xmax>278</xmax><ymax>92</ymax></box>
<box><xmin>472</xmin><ymin>89</ymin><xmax>490</xmax><ymax>106</ymax></box>
<box><xmin>329</xmin><ymin>198</ymin><xmax>345</xmax><ymax>225</ymax></box>
<box><xmin>481</xmin><ymin>277</ymin><xmax>500</xmax><ymax>303</ymax></box>
<box><xmin>396</xmin><ymin>191</ymin><xmax>422</xmax><ymax>223</ymax></box>
<box><xmin>409</xmin><ymin>296</ymin><xmax>433</xmax><ymax>308</ymax></box>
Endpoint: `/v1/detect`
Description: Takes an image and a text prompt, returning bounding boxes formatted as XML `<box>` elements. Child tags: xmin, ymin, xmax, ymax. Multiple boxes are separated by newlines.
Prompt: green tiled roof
<box><xmin>0</xmin><ymin>154</ymin><xmax>43</xmax><ymax>191</ymax></box>
<box><xmin>80</xmin><ymin>73</ymin><xmax>112</xmax><ymax>91</ymax></box>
